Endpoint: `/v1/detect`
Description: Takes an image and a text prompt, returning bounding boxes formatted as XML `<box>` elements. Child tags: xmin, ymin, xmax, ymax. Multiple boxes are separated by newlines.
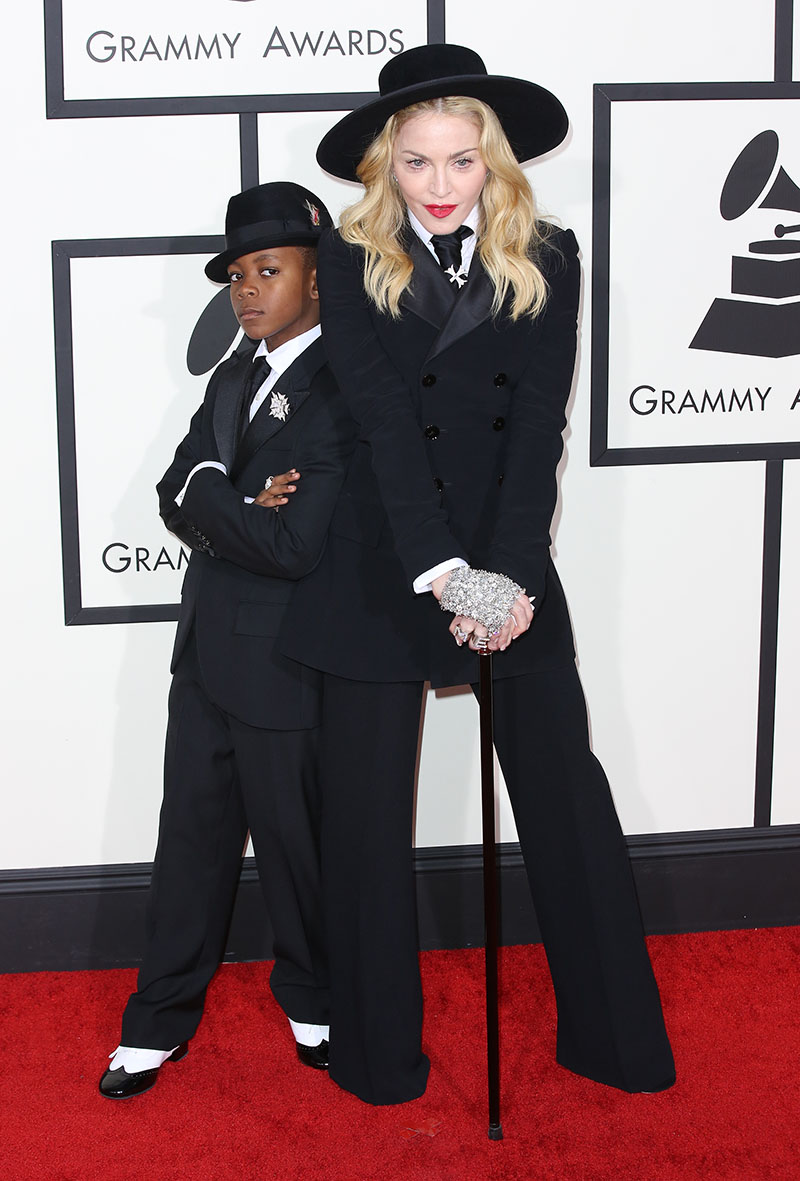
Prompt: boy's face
<box><xmin>227</xmin><ymin>246</ymin><xmax>319</xmax><ymax>349</ymax></box>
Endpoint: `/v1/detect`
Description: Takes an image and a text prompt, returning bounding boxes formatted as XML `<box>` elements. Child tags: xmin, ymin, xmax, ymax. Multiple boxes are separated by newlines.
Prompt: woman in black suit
<box><xmin>282</xmin><ymin>43</ymin><xmax>675</xmax><ymax>1105</ymax></box>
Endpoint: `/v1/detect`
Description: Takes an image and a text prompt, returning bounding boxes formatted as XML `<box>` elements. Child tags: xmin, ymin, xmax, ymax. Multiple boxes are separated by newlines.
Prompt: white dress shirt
<box><xmin>406</xmin><ymin>202</ymin><xmax>481</xmax><ymax>277</ymax></box>
<box><xmin>248</xmin><ymin>323</ymin><xmax>322</xmax><ymax>419</ymax></box>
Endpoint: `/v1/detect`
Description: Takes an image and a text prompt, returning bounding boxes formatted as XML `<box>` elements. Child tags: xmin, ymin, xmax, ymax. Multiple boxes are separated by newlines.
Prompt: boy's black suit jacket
<box><xmin>283</xmin><ymin>226</ymin><xmax>580</xmax><ymax>689</ymax></box>
<box><xmin>158</xmin><ymin>335</ymin><xmax>355</xmax><ymax>729</ymax></box>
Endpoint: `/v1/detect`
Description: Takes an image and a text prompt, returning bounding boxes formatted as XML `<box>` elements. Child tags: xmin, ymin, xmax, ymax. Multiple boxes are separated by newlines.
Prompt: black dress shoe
<box><xmin>98</xmin><ymin>1042</ymin><xmax>189</xmax><ymax>1099</ymax></box>
<box><xmin>295</xmin><ymin>1039</ymin><xmax>329</xmax><ymax>1070</ymax></box>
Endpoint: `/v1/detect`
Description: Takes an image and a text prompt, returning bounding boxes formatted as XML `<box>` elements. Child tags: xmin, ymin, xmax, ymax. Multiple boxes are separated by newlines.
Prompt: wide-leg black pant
<box><xmin>320</xmin><ymin>663</ymin><xmax>675</xmax><ymax>1105</ymax></box>
<box><xmin>120</xmin><ymin>638</ymin><xmax>328</xmax><ymax>1049</ymax></box>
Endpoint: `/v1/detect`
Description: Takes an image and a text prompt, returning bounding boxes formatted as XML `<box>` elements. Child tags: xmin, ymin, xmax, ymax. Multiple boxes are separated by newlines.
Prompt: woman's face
<box><xmin>391</xmin><ymin>112</ymin><xmax>488</xmax><ymax>235</ymax></box>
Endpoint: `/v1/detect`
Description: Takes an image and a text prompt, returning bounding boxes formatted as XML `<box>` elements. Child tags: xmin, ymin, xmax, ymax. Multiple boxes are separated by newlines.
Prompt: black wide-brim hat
<box><xmin>317</xmin><ymin>43</ymin><xmax>568</xmax><ymax>182</ymax></box>
<box><xmin>205</xmin><ymin>181</ymin><xmax>333</xmax><ymax>284</ymax></box>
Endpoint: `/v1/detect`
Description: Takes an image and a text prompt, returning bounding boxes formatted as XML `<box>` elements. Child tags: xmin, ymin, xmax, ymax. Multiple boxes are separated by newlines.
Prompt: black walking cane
<box><xmin>477</xmin><ymin>643</ymin><xmax>503</xmax><ymax>1141</ymax></box>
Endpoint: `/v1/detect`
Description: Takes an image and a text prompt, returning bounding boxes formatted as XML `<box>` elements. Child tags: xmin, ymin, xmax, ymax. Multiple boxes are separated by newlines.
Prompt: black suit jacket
<box><xmin>158</xmin><ymin>335</ymin><xmax>355</xmax><ymax>728</ymax></box>
<box><xmin>282</xmin><ymin>225</ymin><xmax>580</xmax><ymax>688</ymax></box>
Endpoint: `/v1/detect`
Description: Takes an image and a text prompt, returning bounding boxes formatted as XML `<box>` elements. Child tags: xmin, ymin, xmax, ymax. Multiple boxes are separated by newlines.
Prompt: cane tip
<box><xmin>488</xmin><ymin>1122</ymin><xmax>504</xmax><ymax>1141</ymax></box>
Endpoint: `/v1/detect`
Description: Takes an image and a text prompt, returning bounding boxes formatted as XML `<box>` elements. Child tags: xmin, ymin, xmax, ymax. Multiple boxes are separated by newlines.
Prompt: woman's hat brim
<box><xmin>205</xmin><ymin>230</ymin><xmax>323</xmax><ymax>285</ymax></box>
<box><xmin>317</xmin><ymin>74</ymin><xmax>568</xmax><ymax>181</ymax></box>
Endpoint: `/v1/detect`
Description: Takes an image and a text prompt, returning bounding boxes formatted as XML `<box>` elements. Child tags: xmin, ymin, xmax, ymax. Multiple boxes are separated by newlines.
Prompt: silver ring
<box><xmin>455</xmin><ymin>627</ymin><xmax>468</xmax><ymax>642</ymax></box>
<box><xmin>264</xmin><ymin>476</ymin><xmax>274</xmax><ymax>491</ymax></box>
<box><xmin>472</xmin><ymin>636</ymin><xmax>490</xmax><ymax>650</ymax></box>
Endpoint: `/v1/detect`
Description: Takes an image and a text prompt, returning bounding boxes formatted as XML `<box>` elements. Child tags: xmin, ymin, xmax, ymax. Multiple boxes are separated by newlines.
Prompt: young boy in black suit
<box><xmin>99</xmin><ymin>181</ymin><xmax>355</xmax><ymax>1099</ymax></box>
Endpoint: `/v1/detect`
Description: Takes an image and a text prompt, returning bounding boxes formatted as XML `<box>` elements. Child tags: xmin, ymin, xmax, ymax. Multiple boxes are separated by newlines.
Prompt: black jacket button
<box><xmin>433</xmin><ymin>477</ymin><xmax>444</xmax><ymax>492</ymax></box>
<box><xmin>424</xmin><ymin>424</ymin><xmax>440</xmax><ymax>439</ymax></box>
<box><xmin>498</xmin><ymin>474</ymin><xmax>505</xmax><ymax>487</ymax></box>
<box><xmin>493</xmin><ymin>373</ymin><xmax>507</xmax><ymax>387</ymax></box>
<box><xmin>421</xmin><ymin>373</ymin><xmax>437</xmax><ymax>387</ymax></box>
<box><xmin>492</xmin><ymin>417</ymin><xmax>505</xmax><ymax>431</ymax></box>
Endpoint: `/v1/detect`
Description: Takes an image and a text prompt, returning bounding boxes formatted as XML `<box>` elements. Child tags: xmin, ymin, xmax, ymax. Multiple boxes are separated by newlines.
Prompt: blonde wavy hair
<box><xmin>339</xmin><ymin>96</ymin><xmax>554</xmax><ymax>320</ymax></box>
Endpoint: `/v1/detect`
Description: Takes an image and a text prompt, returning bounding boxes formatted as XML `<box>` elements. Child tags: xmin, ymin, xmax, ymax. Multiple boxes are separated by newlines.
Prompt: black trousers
<box><xmin>120</xmin><ymin>638</ymin><xmax>328</xmax><ymax>1049</ymax></box>
<box><xmin>320</xmin><ymin>663</ymin><xmax>675</xmax><ymax>1105</ymax></box>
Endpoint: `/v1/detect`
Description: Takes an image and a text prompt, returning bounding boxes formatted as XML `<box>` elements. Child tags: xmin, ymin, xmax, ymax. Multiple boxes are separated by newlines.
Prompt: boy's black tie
<box><xmin>238</xmin><ymin>356</ymin><xmax>271</xmax><ymax>440</ymax></box>
<box><xmin>430</xmin><ymin>226</ymin><xmax>474</xmax><ymax>289</ymax></box>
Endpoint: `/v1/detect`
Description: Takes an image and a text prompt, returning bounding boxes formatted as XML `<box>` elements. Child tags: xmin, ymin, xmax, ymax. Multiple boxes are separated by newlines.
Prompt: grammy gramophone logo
<box><xmin>691</xmin><ymin>130</ymin><xmax>800</xmax><ymax>359</ymax></box>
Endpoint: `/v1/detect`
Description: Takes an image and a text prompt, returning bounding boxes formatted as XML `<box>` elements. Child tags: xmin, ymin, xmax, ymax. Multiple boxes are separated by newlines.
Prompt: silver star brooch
<box><xmin>444</xmin><ymin>264</ymin><xmax>468</xmax><ymax>289</ymax></box>
<box><xmin>269</xmin><ymin>391</ymin><xmax>291</xmax><ymax>422</ymax></box>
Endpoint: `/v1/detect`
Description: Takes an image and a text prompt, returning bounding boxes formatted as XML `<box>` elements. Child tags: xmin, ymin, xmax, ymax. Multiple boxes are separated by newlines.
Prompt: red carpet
<box><xmin>2</xmin><ymin>928</ymin><xmax>799</xmax><ymax>1180</ymax></box>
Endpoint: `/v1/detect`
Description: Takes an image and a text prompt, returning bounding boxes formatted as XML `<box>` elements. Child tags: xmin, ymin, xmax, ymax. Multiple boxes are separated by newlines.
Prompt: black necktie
<box><xmin>429</xmin><ymin>226</ymin><xmax>474</xmax><ymax>289</ymax></box>
<box><xmin>238</xmin><ymin>356</ymin><xmax>271</xmax><ymax>441</ymax></box>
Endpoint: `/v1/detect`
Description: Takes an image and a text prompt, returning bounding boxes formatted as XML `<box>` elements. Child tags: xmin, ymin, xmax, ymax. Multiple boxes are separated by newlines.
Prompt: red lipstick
<box><xmin>425</xmin><ymin>204</ymin><xmax>457</xmax><ymax>218</ymax></box>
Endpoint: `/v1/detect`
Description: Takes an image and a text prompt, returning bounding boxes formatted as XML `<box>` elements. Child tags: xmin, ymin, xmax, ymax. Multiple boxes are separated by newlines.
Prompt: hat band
<box><xmin>225</xmin><ymin>217</ymin><xmax>320</xmax><ymax>252</ymax></box>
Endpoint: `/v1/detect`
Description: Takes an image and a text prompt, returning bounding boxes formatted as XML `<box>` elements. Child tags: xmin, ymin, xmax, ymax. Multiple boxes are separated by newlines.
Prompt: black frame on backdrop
<box><xmin>591</xmin><ymin>80</ymin><xmax>800</xmax><ymax>470</ymax></box>
<box><xmin>53</xmin><ymin>235</ymin><xmax>224</xmax><ymax>626</ymax></box>
<box><xmin>43</xmin><ymin>0</ymin><xmax>446</xmax><ymax>119</ymax></box>
<box><xmin>592</xmin><ymin>0</ymin><xmax>795</xmax><ymax>468</ymax></box>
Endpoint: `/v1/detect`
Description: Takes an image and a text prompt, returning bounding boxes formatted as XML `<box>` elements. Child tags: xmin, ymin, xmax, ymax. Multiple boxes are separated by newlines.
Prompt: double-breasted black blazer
<box><xmin>158</xmin><ymin>335</ymin><xmax>355</xmax><ymax>728</ymax></box>
<box><xmin>282</xmin><ymin>225</ymin><xmax>580</xmax><ymax>688</ymax></box>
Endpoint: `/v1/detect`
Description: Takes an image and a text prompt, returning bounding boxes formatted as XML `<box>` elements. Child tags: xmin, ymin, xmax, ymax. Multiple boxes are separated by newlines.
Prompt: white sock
<box><xmin>108</xmin><ymin>1045</ymin><xmax>179</xmax><ymax>1073</ymax></box>
<box><xmin>288</xmin><ymin>1020</ymin><xmax>329</xmax><ymax>1047</ymax></box>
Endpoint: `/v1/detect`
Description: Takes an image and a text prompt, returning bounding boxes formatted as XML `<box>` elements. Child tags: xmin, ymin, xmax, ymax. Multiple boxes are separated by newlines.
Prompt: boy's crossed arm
<box><xmin>173</xmin><ymin>395</ymin><xmax>354</xmax><ymax>581</ymax></box>
<box><xmin>157</xmin><ymin>403</ymin><xmax>208</xmax><ymax>551</ymax></box>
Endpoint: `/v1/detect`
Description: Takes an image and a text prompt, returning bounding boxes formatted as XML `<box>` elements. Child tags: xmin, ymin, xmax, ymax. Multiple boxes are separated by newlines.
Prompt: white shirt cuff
<box><xmin>174</xmin><ymin>461</ymin><xmax>227</xmax><ymax>507</ymax></box>
<box><xmin>413</xmin><ymin>557</ymin><xmax>468</xmax><ymax>595</ymax></box>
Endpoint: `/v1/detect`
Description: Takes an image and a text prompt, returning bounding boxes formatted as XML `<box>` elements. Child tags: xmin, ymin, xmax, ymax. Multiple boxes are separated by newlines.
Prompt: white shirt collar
<box><xmin>253</xmin><ymin>323</ymin><xmax>322</xmax><ymax>375</ymax></box>
<box><xmin>407</xmin><ymin>202</ymin><xmax>481</xmax><ymax>246</ymax></box>
<box><xmin>407</xmin><ymin>204</ymin><xmax>480</xmax><ymax>274</ymax></box>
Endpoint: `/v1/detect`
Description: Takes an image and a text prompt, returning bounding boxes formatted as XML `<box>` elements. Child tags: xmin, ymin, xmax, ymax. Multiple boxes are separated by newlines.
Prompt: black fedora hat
<box><xmin>316</xmin><ymin>43</ymin><xmax>568</xmax><ymax>182</ymax></box>
<box><xmin>205</xmin><ymin>181</ymin><xmax>333</xmax><ymax>284</ymax></box>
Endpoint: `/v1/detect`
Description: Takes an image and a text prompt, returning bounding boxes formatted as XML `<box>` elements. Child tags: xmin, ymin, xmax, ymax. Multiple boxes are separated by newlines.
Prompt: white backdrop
<box><xmin>1</xmin><ymin>0</ymin><xmax>796</xmax><ymax>872</ymax></box>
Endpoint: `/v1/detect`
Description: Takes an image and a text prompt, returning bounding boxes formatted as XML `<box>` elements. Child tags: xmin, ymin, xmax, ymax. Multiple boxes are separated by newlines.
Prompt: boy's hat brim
<box><xmin>205</xmin><ymin>181</ymin><xmax>332</xmax><ymax>284</ymax></box>
<box><xmin>316</xmin><ymin>44</ymin><xmax>568</xmax><ymax>181</ymax></box>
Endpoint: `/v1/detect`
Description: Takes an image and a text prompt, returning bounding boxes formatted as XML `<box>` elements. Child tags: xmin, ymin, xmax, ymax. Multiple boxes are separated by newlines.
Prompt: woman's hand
<box><xmin>488</xmin><ymin>593</ymin><xmax>534</xmax><ymax>650</ymax></box>
<box><xmin>253</xmin><ymin>469</ymin><xmax>300</xmax><ymax>510</ymax></box>
<box><xmin>449</xmin><ymin>593</ymin><xmax>533</xmax><ymax>652</ymax></box>
<box><xmin>449</xmin><ymin>615</ymin><xmax>488</xmax><ymax>648</ymax></box>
